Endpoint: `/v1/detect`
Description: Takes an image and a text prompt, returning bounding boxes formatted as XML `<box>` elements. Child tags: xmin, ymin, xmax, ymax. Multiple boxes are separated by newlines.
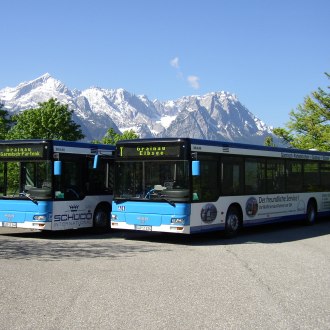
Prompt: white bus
<box><xmin>0</xmin><ymin>139</ymin><xmax>114</xmax><ymax>231</ymax></box>
<box><xmin>111</xmin><ymin>138</ymin><xmax>330</xmax><ymax>236</ymax></box>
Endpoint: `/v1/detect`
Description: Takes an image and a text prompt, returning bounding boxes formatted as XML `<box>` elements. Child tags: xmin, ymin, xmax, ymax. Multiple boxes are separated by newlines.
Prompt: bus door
<box><xmin>191</xmin><ymin>157</ymin><xmax>221</xmax><ymax>232</ymax></box>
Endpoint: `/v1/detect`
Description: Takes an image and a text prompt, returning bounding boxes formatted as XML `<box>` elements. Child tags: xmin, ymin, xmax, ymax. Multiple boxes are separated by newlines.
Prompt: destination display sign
<box><xmin>0</xmin><ymin>144</ymin><xmax>45</xmax><ymax>159</ymax></box>
<box><xmin>117</xmin><ymin>144</ymin><xmax>182</xmax><ymax>158</ymax></box>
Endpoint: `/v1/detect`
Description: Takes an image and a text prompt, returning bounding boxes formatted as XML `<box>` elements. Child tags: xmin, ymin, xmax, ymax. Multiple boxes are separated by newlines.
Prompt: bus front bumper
<box><xmin>111</xmin><ymin>221</ymin><xmax>191</xmax><ymax>234</ymax></box>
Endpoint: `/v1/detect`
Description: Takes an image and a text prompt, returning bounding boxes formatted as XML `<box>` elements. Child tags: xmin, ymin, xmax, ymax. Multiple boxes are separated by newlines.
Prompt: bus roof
<box><xmin>0</xmin><ymin>139</ymin><xmax>115</xmax><ymax>151</ymax></box>
<box><xmin>116</xmin><ymin>137</ymin><xmax>330</xmax><ymax>157</ymax></box>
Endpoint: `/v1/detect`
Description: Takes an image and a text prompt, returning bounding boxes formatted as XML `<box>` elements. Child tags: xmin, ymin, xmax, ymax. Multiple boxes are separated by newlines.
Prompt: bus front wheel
<box><xmin>93</xmin><ymin>206</ymin><xmax>110</xmax><ymax>232</ymax></box>
<box><xmin>225</xmin><ymin>206</ymin><xmax>241</xmax><ymax>238</ymax></box>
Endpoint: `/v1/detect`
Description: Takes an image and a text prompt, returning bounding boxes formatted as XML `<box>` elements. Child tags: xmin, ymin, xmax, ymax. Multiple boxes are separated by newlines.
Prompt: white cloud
<box><xmin>187</xmin><ymin>75</ymin><xmax>200</xmax><ymax>89</ymax></box>
<box><xmin>170</xmin><ymin>57</ymin><xmax>180</xmax><ymax>69</ymax></box>
<box><xmin>170</xmin><ymin>57</ymin><xmax>201</xmax><ymax>90</ymax></box>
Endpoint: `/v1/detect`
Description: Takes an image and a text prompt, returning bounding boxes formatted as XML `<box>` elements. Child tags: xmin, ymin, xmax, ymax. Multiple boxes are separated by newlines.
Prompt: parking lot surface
<box><xmin>0</xmin><ymin>220</ymin><xmax>329</xmax><ymax>329</ymax></box>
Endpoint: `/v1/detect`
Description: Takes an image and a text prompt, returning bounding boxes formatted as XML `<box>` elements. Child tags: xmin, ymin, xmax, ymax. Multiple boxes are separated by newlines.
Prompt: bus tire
<box><xmin>93</xmin><ymin>205</ymin><xmax>110</xmax><ymax>232</ymax></box>
<box><xmin>305</xmin><ymin>200</ymin><xmax>317</xmax><ymax>226</ymax></box>
<box><xmin>225</xmin><ymin>206</ymin><xmax>241</xmax><ymax>238</ymax></box>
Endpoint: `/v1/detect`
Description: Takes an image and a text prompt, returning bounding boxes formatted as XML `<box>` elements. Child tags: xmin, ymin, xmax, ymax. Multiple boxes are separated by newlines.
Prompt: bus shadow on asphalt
<box><xmin>1</xmin><ymin>217</ymin><xmax>330</xmax><ymax>246</ymax></box>
<box><xmin>0</xmin><ymin>228</ymin><xmax>169</xmax><ymax>261</ymax></box>
<box><xmin>0</xmin><ymin>227</ymin><xmax>124</xmax><ymax>240</ymax></box>
<box><xmin>120</xmin><ymin>217</ymin><xmax>330</xmax><ymax>246</ymax></box>
<box><xmin>0</xmin><ymin>219</ymin><xmax>329</xmax><ymax>261</ymax></box>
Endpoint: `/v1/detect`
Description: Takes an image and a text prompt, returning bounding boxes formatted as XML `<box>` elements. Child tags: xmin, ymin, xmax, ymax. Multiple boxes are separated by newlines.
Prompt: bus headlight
<box><xmin>33</xmin><ymin>215</ymin><xmax>47</xmax><ymax>221</ymax></box>
<box><xmin>171</xmin><ymin>218</ymin><xmax>185</xmax><ymax>224</ymax></box>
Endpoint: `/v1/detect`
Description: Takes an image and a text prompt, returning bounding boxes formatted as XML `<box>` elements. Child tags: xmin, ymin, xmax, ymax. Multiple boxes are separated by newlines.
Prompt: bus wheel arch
<box><xmin>93</xmin><ymin>202</ymin><xmax>111</xmax><ymax>230</ymax></box>
<box><xmin>225</xmin><ymin>203</ymin><xmax>242</xmax><ymax>238</ymax></box>
<box><xmin>305</xmin><ymin>198</ymin><xmax>317</xmax><ymax>225</ymax></box>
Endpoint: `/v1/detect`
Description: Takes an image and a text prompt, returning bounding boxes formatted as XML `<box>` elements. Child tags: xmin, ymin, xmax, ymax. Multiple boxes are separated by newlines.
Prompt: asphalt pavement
<box><xmin>0</xmin><ymin>219</ymin><xmax>329</xmax><ymax>329</ymax></box>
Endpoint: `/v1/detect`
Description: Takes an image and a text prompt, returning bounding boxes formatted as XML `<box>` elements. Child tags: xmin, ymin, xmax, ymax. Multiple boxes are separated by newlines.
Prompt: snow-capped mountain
<box><xmin>0</xmin><ymin>73</ymin><xmax>274</xmax><ymax>143</ymax></box>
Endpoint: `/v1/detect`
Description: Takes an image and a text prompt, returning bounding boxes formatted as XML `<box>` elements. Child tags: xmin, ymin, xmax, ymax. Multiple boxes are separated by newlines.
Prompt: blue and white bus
<box><xmin>111</xmin><ymin>138</ymin><xmax>330</xmax><ymax>236</ymax></box>
<box><xmin>0</xmin><ymin>139</ymin><xmax>114</xmax><ymax>231</ymax></box>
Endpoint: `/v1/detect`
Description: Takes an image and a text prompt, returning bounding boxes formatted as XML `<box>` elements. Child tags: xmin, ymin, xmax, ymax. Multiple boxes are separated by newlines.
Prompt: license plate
<box><xmin>3</xmin><ymin>222</ymin><xmax>17</xmax><ymax>228</ymax></box>
<box><xmin>135</xmin><ymin>225</ymin><xmax>152</xmax><ymax>231</ymax></box>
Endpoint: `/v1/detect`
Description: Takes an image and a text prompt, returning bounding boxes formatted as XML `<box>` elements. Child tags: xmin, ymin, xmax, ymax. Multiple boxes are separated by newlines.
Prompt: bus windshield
<box><xmin>0</xmin><ymin>161</ymin><xmax>52</xmax><ymax>200</ymax></box>
<box><xmin>114</xmin><ymin>160</ymin><xmax>190</xmax><ymax>202</ymax></box>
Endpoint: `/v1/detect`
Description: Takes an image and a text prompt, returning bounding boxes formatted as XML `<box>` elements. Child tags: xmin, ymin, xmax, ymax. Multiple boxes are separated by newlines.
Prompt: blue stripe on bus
<box><xmin>113</xmin><ymin>201</ymin><xmax>191</xmax><ymax>226</ymax></box>
<box><xmin>0</xmin><ymin>200</ymin><xmax>52</xmax><ymax>223</ymax></box>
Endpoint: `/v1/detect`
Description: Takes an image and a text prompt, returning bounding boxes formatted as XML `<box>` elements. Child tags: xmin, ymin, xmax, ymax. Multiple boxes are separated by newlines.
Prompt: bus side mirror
<box><xmin>93</xmin><ymin>154</ymin><xmax>99</xmax><ymax>169</ymax></box>
<box><xmin>54</xmin><ymin>161</ymin><xmax>62</xmax><ymax>176</ymax></box>
<box><xmin>192</xmin><ymin>161</ymin><xmax>200</xmax><ymax>176</ymax></box>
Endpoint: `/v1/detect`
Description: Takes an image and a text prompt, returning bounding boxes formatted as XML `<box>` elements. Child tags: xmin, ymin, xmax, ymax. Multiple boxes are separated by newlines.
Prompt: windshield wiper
<box><xmin>144</xmin><ymin>188</ymin><xmax>176</xmax><ymax>206</ymax></box>
<box><xmin>159</xmin><ymin>196</ymin><xmax>175</xmax><ymax>207</ymax></box>
<box><xmin>19</xmin><ymin>192</ymin><xmax>38</xmax><ymax>205</ymax></box>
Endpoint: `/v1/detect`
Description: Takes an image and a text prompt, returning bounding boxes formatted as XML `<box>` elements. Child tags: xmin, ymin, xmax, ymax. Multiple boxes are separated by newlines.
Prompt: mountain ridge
<box><xmin>0</xmin><ymin>73</ymin><xmax>274</xmax><ymax>144</ymax></box>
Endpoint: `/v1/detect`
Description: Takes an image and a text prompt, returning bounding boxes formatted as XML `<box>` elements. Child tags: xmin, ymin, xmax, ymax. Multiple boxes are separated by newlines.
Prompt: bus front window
<box><xmin>0</xmin><ymin>161</ymin><xmax>52</xmax><ymax>199</ymax></box>
<box><xmin>0</xmin><ymin>162</ymin><xmax>19</xmax><ymax>196</ymax></box>
<box><xmin>115</xmin><ymin>160</ymin><xmax>190</xmax><ymax>202</ymax></box>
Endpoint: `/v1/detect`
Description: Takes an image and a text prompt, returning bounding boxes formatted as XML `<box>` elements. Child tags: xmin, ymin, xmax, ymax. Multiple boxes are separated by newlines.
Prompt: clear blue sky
<box><xmin>1</xmin><ymin>0</ymin><xmax>329</xmax><ymax>127</ymax></box>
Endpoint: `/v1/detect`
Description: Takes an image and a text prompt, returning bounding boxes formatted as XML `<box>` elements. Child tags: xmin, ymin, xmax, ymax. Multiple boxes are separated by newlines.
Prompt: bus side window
<box><xmin>54</xmin><ymin>160</ymin><xmax>83</xmax><ymax>200</ymax></box>
<box><xmin>266</xmin><ymin>159</ymin><xmax>285</xmax><ymax>194</ymax></box>
<box><xmin>221</xmin><ymin>156</ymin><xmax>244</xmax><ymax>195</ymax></box>
<box><xmin>245</xmin><ymin>158</ymin><xmax>266</xmax><ymax>194</ymax></box>
<box><xmin>286</xmin><ymin>160</ymin><xmax>303</xmax><ymax>193</ymax></box>
<box><xmin>195</xmin><ymin>159</ymin><xmax>219</xmax><ymax>202</ymax></box>
<box><xmin>320</xmin><ymin>162</ymin><xmax>330</xmax><ymax>191</ymax></box>
<box><xmin>87</xmin><ymin>159</ymin><xmax>114</xmax><ymax>195</ymax></box>
<box><xmin>303</xmin><ymin>161</ymin><xmax>320</xmax><ymax>192</ymax></box>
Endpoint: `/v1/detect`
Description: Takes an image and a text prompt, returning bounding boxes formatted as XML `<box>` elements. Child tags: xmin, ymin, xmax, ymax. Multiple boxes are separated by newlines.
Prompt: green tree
<box><xmin>264</xmin><ymin>135</ymin><xmax>275</xmax><ymax>147</ymax></box>
<box><xmin>273</xmin><ymin>73</ymin><xmax>330</xmax><ymax>151</ymax></box>
<box><xmin>94</xmin><ymin>127</ymin><xmax>139</xmax><ymax>145</ymax></box>
<box><xmin>0</xmin><ymin>102</ymin><xmax>12</xmax><ymax>139</ymax></box>
<box><xmin>7</xmin><ymin>98</ymin><xmax>84</xmax><ymax>141</ymax></box>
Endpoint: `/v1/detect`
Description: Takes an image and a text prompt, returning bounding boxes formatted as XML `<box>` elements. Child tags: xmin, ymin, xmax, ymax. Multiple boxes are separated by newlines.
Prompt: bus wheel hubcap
<box><xmin>228</xmin><ymin>214</ymin><xmax>238</xmax><ymax>230</ymax></box>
